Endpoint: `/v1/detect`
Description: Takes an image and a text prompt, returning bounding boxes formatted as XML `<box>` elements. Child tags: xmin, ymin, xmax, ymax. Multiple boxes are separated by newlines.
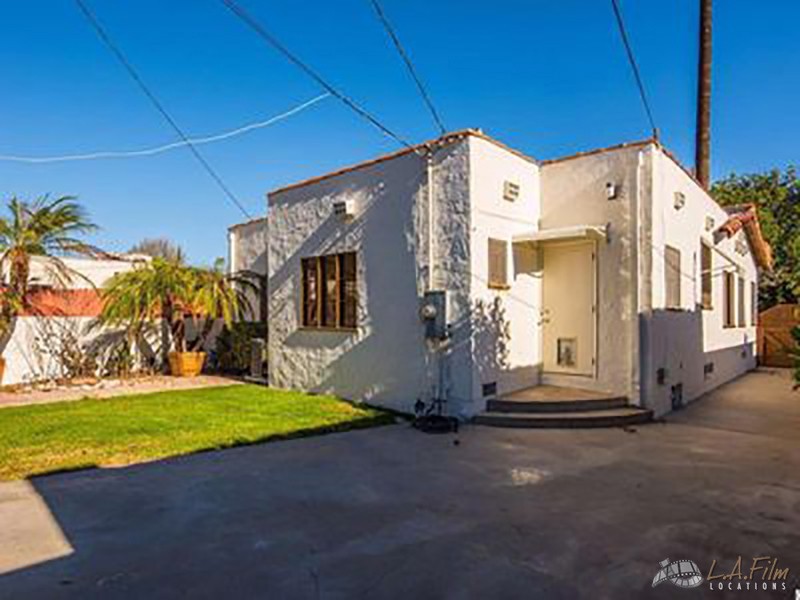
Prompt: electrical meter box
<box><xmin>420</xmin><ymin>290</ymin><xmax>449</xmax><ymax>340</ymax></box>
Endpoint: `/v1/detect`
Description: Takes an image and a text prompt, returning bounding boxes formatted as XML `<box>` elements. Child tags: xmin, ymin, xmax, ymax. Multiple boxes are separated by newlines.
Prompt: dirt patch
<box><xmin>0</xmin><ymin>375</ymin><xmax>244</xmax><ymax>409</ymax></box>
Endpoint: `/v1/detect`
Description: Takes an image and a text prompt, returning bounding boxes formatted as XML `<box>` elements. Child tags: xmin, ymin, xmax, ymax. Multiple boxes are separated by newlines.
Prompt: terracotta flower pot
<box><xmin>168</xmin><ymin>351</ymin><xmax>206</xmax><ymax>377</ymax></box>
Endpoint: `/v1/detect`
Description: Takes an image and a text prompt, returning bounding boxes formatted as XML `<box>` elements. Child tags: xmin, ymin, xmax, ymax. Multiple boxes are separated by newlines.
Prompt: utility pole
<box><xmin>695</xmin><ymin>0</ymin><xmax>712</xmax><ymax>188</ymax></box>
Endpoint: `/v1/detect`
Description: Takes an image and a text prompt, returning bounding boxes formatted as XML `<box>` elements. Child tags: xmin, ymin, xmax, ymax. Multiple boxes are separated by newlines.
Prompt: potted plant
<box><xmin>0</xmin><ymin>196</ymin><xmax>99</xmax><ymax>385</ymax></box>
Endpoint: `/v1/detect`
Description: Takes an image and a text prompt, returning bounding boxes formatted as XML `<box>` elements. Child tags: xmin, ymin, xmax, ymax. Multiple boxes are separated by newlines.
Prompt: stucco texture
<box><xmin>267</xmin><ymin>140</ymin><xmax>473</xmax><ymax>416</ymax></box>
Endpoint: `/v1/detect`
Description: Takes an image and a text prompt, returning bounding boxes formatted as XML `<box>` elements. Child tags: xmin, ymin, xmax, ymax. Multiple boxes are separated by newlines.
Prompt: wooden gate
<box><xmin>757</xmin><ymin>304</ymin><xmax>800</xmax><ymax>367</ymax></box>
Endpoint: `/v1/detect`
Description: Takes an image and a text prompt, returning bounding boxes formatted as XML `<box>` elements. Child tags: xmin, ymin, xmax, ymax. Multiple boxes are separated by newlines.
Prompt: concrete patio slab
<box><xmin>0</xmin><ymin>368</ymin><xmax>798</xmax><ymax>599</ymax></box>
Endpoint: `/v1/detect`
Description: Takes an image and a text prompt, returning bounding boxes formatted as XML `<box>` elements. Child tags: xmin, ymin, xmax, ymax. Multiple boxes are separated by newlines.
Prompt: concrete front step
<box><xmin>474</xmin><ymin>407</ymin><xmax>653</xmax><ymax>428</ymax></box>
<box><xmin>486</xmin><ymin>395</ymin><xmax>628</xmax><ymax>413</ymax></box>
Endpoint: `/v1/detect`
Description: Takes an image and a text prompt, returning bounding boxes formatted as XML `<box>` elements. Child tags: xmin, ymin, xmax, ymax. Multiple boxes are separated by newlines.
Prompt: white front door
<box><xmin>541</xmin><ymin>241</ymin><xmax>596</xmax><ymax>376</ymax></box>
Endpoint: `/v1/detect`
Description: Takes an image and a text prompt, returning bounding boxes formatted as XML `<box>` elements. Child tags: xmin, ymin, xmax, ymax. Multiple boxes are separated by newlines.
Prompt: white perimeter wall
<box><xmin>27</xmin><ymin>256</ymin><xmax>142</xmax><ymax>289</ymax></box>
<box><xmin>539</xmin><ymin>145</ymin><xmax>652</xmax><ymax>399</ymax></box>
<box><xmin>641</xmin><ymin>149</ymin><xmax>758</xmax><ymax>415</ymax></box>
<box><xmin>2</xmin><ymin>258</ymin><xmax>143</xmax><ymax>385</ymax></box>
<box><xmin>467</xmin><ymin>136</ymin><xmax>541</xmax><ymax>406</ymax></box>
<box><xmin>267</xmin><ymin>140</ymin><xmax>474</xmax><ymax>416</ymax></box>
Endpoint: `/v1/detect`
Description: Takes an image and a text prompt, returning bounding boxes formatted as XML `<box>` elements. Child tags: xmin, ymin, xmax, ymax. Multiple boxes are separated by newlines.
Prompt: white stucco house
<box><xmin>257</xmin><ymin>130</ymin><xmax>771</xmax><ymax>425</ymax></box>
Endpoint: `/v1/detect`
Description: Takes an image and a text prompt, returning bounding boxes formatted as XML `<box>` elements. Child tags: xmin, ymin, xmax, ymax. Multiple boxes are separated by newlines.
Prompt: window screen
<box><xmin>701</xmin><ymin>242</ymin><xmax>713</xmax><ymax>309</ymax></box>
<box><xmin>488</xmin><ymin>238</ymin><xmax>509</xmax><ymax>288</ymax></box>
<box><xmin>737</xmin><ymin>276</ymin><xmax>746</xmax><ymax>327</ymax></box>
<box><xmin>723</xmin><ymin>271</ymin><xmax>735</xmax><ymax>328</ymax></box>
<box><xmin>664</xmin><ymin>245</ymin><xmax>681</xmax><ymax>309</ymax></box>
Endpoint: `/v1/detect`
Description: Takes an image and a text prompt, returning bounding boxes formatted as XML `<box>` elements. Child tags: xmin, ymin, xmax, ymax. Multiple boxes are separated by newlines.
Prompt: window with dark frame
<box><xmin>701</xmin><ymin>242</ymin><xmax>713</xmax><ymax>309</ymax></box>
<box><xmin>664</xmin><ymin>245</ymin><xmax>681</xmax><ymax>309</ymax></box>
<box><xmin>723</xmin><ymin>271</ymin><xmax>735</xmax><ymax>328</ymax></box>
<box><xmin>301</xmin><ymin>252</ymin><xmax>357</xmax><ymax>329</ymax></box>
<box><xmin>737</xmin><ymin>276</ymin><xmax>746</xmax><ymax>327</ymax></box>
<box><xmin>487</xmin><ymin>238</ymin><xmax>509</xmax><ymax>289</ymax></box>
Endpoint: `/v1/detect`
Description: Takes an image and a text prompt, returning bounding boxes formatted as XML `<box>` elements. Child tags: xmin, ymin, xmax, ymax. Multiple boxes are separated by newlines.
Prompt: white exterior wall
<box><xmin>539</xmin><ymin>145</ymin><xmax>653</xmax><ymax>400</ymax></box>
<box><xmin>2</xmin><ymin>257</ymin><xmax>143</xmax><ymax>385</ymax></box>
<box><xmin>3</xmin><ymin>317</ymin><xmax>131</xmax><ymax>385</ymax></box>
<box><xmin>228</xmin><ymin>217</ymin><xmax>268</xmax><ymax>321</ymax></box>
<box><xmin>641</xmin><ymin>149</ymin><xmax>758</xmax><ymax>416</ymax></box>
<box><xmin>264</xmin><ymin>134</ymin><xmax>760</xmax><ymax>419</ymax></box>
<box><xmin>267</xmin><ymin>140</ymin><xmax>474</xmax><ymax>416</ymax></box>
<box><xmin>467</xmin><ymin>136</ymin><xmax>541</xmax><ymax>407</ymax></box>
<box><xmin>27</xmin><ymin>256</ymin><xmax>143</xmax><ymax>289</ymax></box>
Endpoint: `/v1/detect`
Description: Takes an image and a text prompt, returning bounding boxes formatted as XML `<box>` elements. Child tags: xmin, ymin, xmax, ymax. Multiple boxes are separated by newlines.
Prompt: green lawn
<box><xmin>0</xmin><ymin>385</ymin><xmax>394</xmax><ymax>480</ymax></box>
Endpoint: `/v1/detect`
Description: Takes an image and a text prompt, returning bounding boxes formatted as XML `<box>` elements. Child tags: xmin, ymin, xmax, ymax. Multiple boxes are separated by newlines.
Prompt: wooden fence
<box><xmin>757</xmin><ymin>304</ymin><xmax>800</xmax><ymax>367</ymax></box>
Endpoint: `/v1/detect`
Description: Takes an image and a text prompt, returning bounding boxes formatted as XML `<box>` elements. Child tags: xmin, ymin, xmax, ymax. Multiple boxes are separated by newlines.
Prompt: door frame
<box><xmin>540</xmin><ymin>238</ymin><xmax>598</xmax><ymax>378</ymax></box>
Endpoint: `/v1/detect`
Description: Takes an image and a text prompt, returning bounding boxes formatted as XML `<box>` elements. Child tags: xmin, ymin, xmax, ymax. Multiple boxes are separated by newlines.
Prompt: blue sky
<box><xmin>1</xmin><ymin>1</ymin><xmax>797</xmax><ymax>265</ymax></box>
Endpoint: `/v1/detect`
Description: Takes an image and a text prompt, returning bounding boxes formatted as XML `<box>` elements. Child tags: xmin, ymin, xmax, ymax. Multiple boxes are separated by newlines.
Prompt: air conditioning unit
<box><xmin>333</xmin><ymin>199</ymin><xmax>356</xmax><ymax>220</ymax></box>
<box><xmin>503</xmin><ymin>181</ymin><xmax>520</xmax><ymax>202</ymax></box>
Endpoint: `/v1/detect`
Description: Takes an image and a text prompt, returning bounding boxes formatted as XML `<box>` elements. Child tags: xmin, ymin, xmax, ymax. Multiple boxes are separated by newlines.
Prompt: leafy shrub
<box><xmin>216</xmin><ymin>322</ymin><xmax>267</xmax><ymax>375</ymax></box>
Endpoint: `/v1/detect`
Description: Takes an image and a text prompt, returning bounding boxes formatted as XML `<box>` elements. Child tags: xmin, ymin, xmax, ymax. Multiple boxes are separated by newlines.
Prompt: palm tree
<box><xmin>100</xmin><ymin>257</ymin><xmax>255</xmax><ymax>375</ymax></box>
<box><xmin>188</xmin><ymin>259</ymin><xmax>256</xmax><ymax>351</ymax></box>
<box><xmin>0</xmin><ymin>195</ymin><xmax>98</xmax><ymax>354</ymax></box>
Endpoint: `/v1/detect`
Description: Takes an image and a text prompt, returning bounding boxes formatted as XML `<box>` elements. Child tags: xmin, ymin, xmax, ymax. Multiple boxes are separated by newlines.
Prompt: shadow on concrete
<box><xmin>1</xmin><ymin>369</ymin><xmax>798</xmax><ymax>598</ymax></box>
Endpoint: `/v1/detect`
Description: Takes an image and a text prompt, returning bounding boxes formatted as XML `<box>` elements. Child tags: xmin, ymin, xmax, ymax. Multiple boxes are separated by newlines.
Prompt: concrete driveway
<box><xmin>1</xmin><ymin>368</ymin><xmax>798</xmax><ymax>599</ymax></box>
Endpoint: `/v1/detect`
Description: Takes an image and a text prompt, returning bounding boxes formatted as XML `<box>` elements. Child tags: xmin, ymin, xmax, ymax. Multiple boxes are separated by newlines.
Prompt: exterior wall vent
<box><xmin>674</xmin><ymin>192</ymin><xmax>686</xmax><ymax>210</ymax></box>
<box><xmin>704</xmin><ymin>362</ymin><xmax>714</xmax><ymax>378</ymax></box>
<box><xmin>705</xmin><ymin>216</ymin><xmax>715</xmax><ymax>231</ymax></box>
<box><xmin>670</xmin><ymin>383</ymin><xmax>684</xmax><ymax>410</ymax></box>
<box><xmin>503</xmin><ymin>181</ymin><xmax>520</xmax><ymax>202</ymax></box>
<box><xmin>333</xmin><ymin>199</ymin><xmax>356</xmax><ymax>220</ymax></box>
<box><xmin>605</xmin><ymin>182</ymin><xmax>619</xmax><ymax>200</ymax></box>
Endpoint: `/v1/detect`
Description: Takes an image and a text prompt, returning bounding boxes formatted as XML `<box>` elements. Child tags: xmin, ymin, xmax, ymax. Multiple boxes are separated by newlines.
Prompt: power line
<box><xmin>610</xmin><ymin>0</ymin><xmax>659</xmax><ymax>138</ymax></box>
<box><xmin>367</xmin><ymin>0</ymin><xmax>446</xmax><ymax>135</ymax></box>
<box><xmin>218</xmin><ymin>0</ymin><xmax>419</xmax><ymax>153</ymax></box>
<box><xmin>0</xmin><ymin>93</ymin><xmax>330</xmax><ymax>164</ymax></box>
<box><xmin>74</xmin><ymin>0</ymin><xmax>252</xmax><ymax>218</ymax></box>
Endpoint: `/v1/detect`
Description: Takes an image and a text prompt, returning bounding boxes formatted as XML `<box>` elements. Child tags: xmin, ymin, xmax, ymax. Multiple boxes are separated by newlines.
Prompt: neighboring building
<box><xmin>228</xmin><ymin>216</ymin><xmax>268</xmax><ymax>322</ymax></box>
<box><xmin>2</xmin><ymin>255</ymin><xmax>146</xmax><ymax>385</ymax></box>
<box><xmin>259</xmin><ymin>129</ymin><xmax>771</xmax><ymax>421</ymax></box>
